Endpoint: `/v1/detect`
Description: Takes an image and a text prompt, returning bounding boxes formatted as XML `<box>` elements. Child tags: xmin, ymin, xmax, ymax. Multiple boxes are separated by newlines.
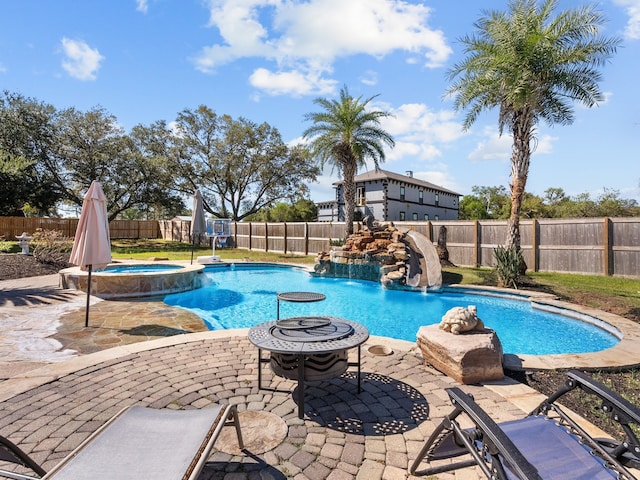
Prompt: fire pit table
<box><xmin>248</xmin><ymin>316</ymin><xmax>369</xmax><ymax>418</ymax></box>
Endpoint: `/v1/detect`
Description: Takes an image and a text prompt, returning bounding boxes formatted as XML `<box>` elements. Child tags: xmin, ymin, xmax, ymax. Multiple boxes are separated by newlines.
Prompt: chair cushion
<box><xmin>499</xmin><ymin>416</ymin><xmax>617</xmax><ymax>479</ymax></box>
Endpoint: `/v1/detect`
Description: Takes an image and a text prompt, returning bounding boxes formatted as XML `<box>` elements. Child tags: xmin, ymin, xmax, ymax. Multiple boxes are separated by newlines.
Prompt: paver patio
<box><xmin>1</xmin><ymin>270</ymin><xmax>636</xmax><ymax>479</ymax></box>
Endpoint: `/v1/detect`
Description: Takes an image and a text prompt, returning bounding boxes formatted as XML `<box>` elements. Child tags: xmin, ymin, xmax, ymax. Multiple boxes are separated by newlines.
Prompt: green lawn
<box><xmin>110</xmin><ymin>239</ymin><xmax>316</xmax><ymax>264</ymax></box>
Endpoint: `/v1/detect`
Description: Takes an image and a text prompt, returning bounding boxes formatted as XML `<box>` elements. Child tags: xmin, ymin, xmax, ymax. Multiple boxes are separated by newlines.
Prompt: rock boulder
<box><xmin>416</xmin><ymin>325</ymin><xmax>504</xmax><ymax>384</ymax></box>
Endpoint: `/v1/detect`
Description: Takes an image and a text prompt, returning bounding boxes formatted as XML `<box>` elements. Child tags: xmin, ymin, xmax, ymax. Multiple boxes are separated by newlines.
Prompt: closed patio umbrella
<box><xmin>190</xmin><ymin>190</ymin><xmax>207</xmax><ymax>264</ymax></box>
<box><xmin>69</xmin><ymin>181</ymin><xmax>112</xmax><ymax>327</ymax></box>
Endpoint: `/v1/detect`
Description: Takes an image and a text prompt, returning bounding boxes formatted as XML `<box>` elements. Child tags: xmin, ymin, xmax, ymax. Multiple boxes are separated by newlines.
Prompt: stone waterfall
<box><xmin>313</xmin><ymin>221</ymin><xmax>442</xmax><ymax>291</ymax></box>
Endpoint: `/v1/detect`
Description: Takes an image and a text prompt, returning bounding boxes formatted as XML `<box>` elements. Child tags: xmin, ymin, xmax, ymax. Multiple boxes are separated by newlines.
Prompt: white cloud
<box><xmin>613</xmin><ymin>0</ymin><xmax>640</xmax><ymax>40</ymax></box>
<box><xmin>467</xmin><ymin>127</ymin><xmax>557</xmax><ymax>161</ymax></box>
<box><xmin>533</xmin><ymin>135</ymin><xmax>557</xmax><ymax>155</ymax></box>
<box><xmin>0</xmin><ymin>63</ymin><xmax>6</xmax><ymax>73</ymax></box>
<box><xmin>386</xmin><ymin>141</ymin><xmax>438</xmax><ymax>162</ymax></box>
<box><xmin>383</xmin><ymin>103</ymin><xmax>464</xmax><ymax>141</ymax></box>
<box><xmin>249</xmin><ymin>67</ymin><xmax>337</xmax><ymax>97</ymax></box>
<box><xmin>378</xmin><ymin>102</ymin><xmax>466</xmax><ymax>161</ymax></box>
<box><xmin>467</xmin><ymin>129</ymin><xmax>512</xmax><ymax>162</ymax></box>
<box><xmin>413</xmin><ymin>168</ymin><xmax>461</xmax><ymax>193</ymax></box>
<box><xmin>194</xmin><ymin>0</ymin><xmax>452</xmax><ymax>96</ymax></box>
<box><xmin>359</xmin><ymin>70</ymin><xmax>378</xmax><ymax>87</ymax></box>
<box><xmin>136</xmin><ymin>0</ymin><xmax>149</xmax><ymax>13</ymax></box>
<box><xmin>60</xmin><ymin>38</ymin><xmax>104</xmax><ymax>81</ymax></box>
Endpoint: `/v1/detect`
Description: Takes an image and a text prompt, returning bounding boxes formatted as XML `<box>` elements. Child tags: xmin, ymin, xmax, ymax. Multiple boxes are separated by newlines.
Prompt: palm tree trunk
<box><xmin>507</xmin><ymin>175</ymin><xmax>526</xmax><ymax>249</ymax></box>
<box><xmin>506</xmin><ymin>111</ymin><xmax>532</xmax><ymax>251</ymax></box>
<box><xmin>342</xmin><ymin>162</ymin><xmax>357</xmax><ymax>236</ymax></box>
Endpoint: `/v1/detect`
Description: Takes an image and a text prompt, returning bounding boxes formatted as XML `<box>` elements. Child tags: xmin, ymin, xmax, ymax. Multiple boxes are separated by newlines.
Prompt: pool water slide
<box><xmin>402</xmin><ymin>229</ymin><xmax>442</xmax><ymax>290</ymax></box>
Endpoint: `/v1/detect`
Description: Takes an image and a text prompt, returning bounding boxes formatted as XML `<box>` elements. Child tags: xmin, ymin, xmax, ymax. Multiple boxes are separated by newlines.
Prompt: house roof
<box><xmin>333</xmin><ymin>169</ymin><xmax>461</xmax><ymax>196</ymax></box>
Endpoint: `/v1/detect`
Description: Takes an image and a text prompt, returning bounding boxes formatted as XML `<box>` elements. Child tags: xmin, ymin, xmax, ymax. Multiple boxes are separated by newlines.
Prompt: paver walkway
<box><xmin>0</xmin><ymin>331</ymin><xmax>536</xmax><ymax>479</ymax></box>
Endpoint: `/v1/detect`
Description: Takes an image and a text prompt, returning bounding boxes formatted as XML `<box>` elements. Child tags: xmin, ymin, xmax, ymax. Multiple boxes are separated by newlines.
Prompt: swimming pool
<box><xmin>102</xmin><ymin>264</ymin><xmax>183</xmax><ymax>274</ymax></box>
<box><xmin>163</xmin><ymin>264</ymin><xmax>619</xmax><ymax>355</ymax></box>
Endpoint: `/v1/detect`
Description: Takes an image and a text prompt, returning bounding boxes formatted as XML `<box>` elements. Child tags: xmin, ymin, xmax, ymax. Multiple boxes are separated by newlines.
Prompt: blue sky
<box><xmin>2</xmin><ymin>0</ymin><xmax>639</xmax><ymax>204</ymax></box>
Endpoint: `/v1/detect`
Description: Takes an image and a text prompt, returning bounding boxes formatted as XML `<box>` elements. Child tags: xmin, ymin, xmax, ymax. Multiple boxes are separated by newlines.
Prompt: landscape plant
<box><xmin>0</xmin><ymin>239</ymin><xmax>16</xmax><ymax>253</ymax></box>
<box><xmin>30</xmin><ymin>229</ymin><xmax>73</xmax><ymax>267</ymax></box>
<box><xmin>447</xmin><ymin>0</ymin><xmax>620</xmax><ymax>253</ymax></box>
<box><xmin>493</xmin><ymin>244</ymin><xmax>524</xmax><ymax>288</ymax></box>
<box><xmin>303</xmin><ymin>86</ymin><xmax>395</xmax><ymax>236</ymax></box>
<box><xmin>168</xmin><ymin>106</ymin><xmax>320</xmax><ymax>221</ymax></box>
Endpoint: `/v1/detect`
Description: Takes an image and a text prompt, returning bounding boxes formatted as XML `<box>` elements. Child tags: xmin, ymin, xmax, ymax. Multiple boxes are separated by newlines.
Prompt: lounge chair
<box><xmin>410</xmin><ymin>370</ymin><xmax>640</xmax><ymax>479</ymax></box>
<box><xmin>0</xmin><ymin>404</ymin><xmax>243</xmax><ymax>480</ymax></box>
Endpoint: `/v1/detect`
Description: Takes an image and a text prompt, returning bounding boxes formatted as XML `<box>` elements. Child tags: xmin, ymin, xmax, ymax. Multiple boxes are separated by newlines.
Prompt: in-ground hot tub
<box><xmin>59</xmin><ymin>262</ymin><xmax>204</xmax><ymax>299</ymax></box>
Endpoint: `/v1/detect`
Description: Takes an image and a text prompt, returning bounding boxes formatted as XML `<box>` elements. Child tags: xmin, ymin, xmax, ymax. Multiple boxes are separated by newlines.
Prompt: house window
<box><xmin>434</xmin><ymin>214</ymin><xmax>439</xmax><ymax>220</ymax></box>
<box><xmin>435</xmin><ymin>193</ymin><xmax>439</xmax><ymax>207</ymax></box>
<box><xmin>400</xmin><ymin>186</ymin><xmax>405</xmax><ymax>201</ymax></box>
<box><xmin>356</xmin><ymin>186</ymin><xmax>365</xmax><ymax>206</ymax></box>
<box><xmin>419</xmin><ymin>190</ymin><xmax>423</xmax><ymax>204</ymax></box>
<box><xmin>412</xmin><ymin>213</ymin><xmax>418</xmax><ymax>220</ymax></box>
<box><xmin>424</xmin><ymin>214</ymin><xmax>429</xmax><ymax>220</ymax></box>
<box><xmin>399</xmin><ymin>211</ymin><xmax>406</xmax><ymax>221</ymax></box>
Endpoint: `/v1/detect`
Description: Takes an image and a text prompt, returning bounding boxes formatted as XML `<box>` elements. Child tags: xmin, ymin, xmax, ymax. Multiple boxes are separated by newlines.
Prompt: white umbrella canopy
<box><xmin>69</xmin><ymin>181</ymin><xmax>112</xmax><ymax>327</ymax></box>
<box><xmin>190</xmin><ymin>190</ymin><xmax>207</xmax><ymax>264</ymax></box>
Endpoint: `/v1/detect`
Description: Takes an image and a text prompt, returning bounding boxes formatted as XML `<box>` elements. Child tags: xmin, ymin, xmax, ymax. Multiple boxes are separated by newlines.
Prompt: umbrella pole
<box><xmin>191</xmin><ymin>236</ymin><xmax>196</xmax><ymax>264</ymax></box>
<box><xmin>85</xmin><ymin>265</ymin><xmax>92</xmax><ymax>328</ymax></box>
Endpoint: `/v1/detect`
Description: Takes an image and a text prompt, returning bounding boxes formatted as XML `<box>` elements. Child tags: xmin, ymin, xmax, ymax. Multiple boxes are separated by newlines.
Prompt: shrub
<box><xmin>0</xmin><ymin>239</ymin><xmax>17</xmax><ymax>253</ymax></box>
<box><xmin>31</xmin><ymin>229</ymin><xmax>74</xmax><ymax>267</ymax></box>
<box><xmin>494</xmin><ymin>245</ymin><xmax>523</xmax><ymax>288</ymax></box>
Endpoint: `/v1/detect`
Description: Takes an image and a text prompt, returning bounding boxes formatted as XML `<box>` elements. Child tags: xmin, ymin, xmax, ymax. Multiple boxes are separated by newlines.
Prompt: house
<box><xmin>316</xmin><ymin>169</ymin><xmax>460</xmax><ymax>222</ymax></box>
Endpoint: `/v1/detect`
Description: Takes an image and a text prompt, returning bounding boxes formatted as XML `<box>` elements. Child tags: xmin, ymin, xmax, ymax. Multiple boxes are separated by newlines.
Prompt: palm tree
<box><xmin>303</xmin><ymin>86</ymin><xmax>394</xmax><ymax>235</ymax></box>
<box><xmin>447</xmin><ymin>0</ymin><xmax>619</xmax><ymax>252</ymax></box>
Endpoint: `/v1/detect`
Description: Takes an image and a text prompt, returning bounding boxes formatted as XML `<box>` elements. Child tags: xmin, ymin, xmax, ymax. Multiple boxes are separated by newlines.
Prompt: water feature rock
<box><xmin>314</xmin><ymin>222</ymin><xmax>442</xmax><ymax>290</ymax></box>
<box><xmin>386</xmin><ymin>271</ymin><xmax>404</xmax><ymax>281</ymax></box>
<box><xmin>392</xmin><ymin>250</ymin><xmax>408</xmax><ymax>261</ymax></box>
<box><xmin>379</xmin><ymin>264</ymin><xmax>399</xmax><ymax>275</ymax></box>
<box><xmin>416</xmin><ymin>324</ymin><xmax>504</xmax><ymax>384</ymax></box>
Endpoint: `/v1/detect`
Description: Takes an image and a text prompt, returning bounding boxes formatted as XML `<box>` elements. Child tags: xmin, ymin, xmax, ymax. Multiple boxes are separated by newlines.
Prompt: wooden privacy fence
<box><xmin>161</xmin><ymin>217</ymin><xmax>639</xmax><ymax>277</ymax></box>
<box><xmin>415</xmin><ymin>217</ymin><xmax>639</xmax><ymax>278</ymax></box>
<box><xmin>158</xmin><ymin>220</ymin><xmax>349</xmax><ymax>253</ymax></box>
<box><xmin>0</xmin><ymin>217</ymin><xmax>159</xmax><ymax>240</ymax></box>
<box><xmin>2</xmin><ymin>216</ymin><xmax>638</xmax><ymax>277</ymax></box>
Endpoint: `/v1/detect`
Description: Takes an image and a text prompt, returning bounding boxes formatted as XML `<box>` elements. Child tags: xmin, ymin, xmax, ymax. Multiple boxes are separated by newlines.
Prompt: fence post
<box><xmin>531</xmin><ymin>219</ymin><xmax>539</xmax><ymax>272</ymax></box>
<box><xmin>283</xmin><ymin>222</ymin><xmax>288</xmax><ymax>254</ymax></box>
<box><xmin>264</xmin><ymin>222</ymin><xmax>269</xmax><ymax>252</ymax></box>
<box><xmin>474</xmin><ymin>220</ymin><xmax>480</xmax><ymax>268</ymax></box>
<box><xmin>604</xmin><ymin>217</ymin><xmax>612</xmax><ymax>276</ymax></box>
<box><xmin>304</xmin><ymin>223</ymin><xmax>309</xmax><ymax>256</ymax></box>
<box><xmin>249</xmin><ymin>222</ymin><xmax>253</xmax><ymax>251</ymax></box>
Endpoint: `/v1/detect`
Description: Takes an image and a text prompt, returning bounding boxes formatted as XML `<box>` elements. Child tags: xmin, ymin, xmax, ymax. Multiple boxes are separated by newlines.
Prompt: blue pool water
<box><xmin>163</xmin><ymin>265</ymin><xmax>618</xmax><ymax>355</ymax></box>
<box><xmin>103</xmin><ymin>264</ymin><xmax>183</xmax><ymax>274</ymax></box>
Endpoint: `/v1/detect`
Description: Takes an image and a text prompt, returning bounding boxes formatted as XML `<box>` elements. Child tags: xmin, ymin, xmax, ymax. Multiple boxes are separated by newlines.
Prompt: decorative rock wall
<box><xmin>313</xmin><ymin>222</ymin><xmax>431</xmax><ymax>290</ymax></box>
